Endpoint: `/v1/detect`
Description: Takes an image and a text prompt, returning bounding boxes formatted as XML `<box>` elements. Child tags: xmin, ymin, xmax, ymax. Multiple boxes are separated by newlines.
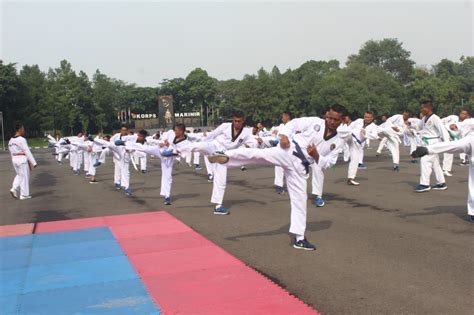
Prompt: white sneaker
<box><xmin>20</xmin><ymin>195</ymin><xmax>32</xmax><ymax>200</ymax></box>
<box><xmin>347</xmin><ymin>179</ymin><xmax>360</xmax><ymax>186</ymax></box>
<box><xmin>10</xmin><ymin>189</ymin><xmax>18</xmax><ymax>199</ymax></box>
<box><xmin>443</xmin><ymin>170</ymin><xmax>452</xmax><ymax>177</ymax></box>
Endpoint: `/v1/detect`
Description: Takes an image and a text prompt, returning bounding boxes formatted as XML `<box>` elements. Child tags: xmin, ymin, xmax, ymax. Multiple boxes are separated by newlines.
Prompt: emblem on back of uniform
<box><xmin>314</xmin><ymin>125</ymin><xmax>321</xmax><ymax>132</ymax></box>
<box><xmin>330</xmin><ymin>143</ymin><xmax>336</xmax><ymax>150</ymax></box>
<box><xmin>428</xmin><ymin>121</ymin><xmax>432</xmax><ymax>126</ymax></box>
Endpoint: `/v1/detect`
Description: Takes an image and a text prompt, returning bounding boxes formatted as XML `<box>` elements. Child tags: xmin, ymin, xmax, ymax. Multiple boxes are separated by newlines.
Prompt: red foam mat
<box><xmin>0</xmin><ymin>223</ymin><xmax>34</xmax><ymax>237</ymax></box>
<box><xmin>1</xmin><ymin>211</ymin><xmax>318</xmax><ymax>314</ymax></box>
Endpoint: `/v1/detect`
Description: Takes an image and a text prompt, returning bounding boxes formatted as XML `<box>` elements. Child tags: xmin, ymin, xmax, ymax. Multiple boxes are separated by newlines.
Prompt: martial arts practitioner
<box><xmin>109</xmin><ymin>125</ymin><xmax>131</xmax><ymax>194</ymax></box>
<box><xmin>345</xmin><ymin>111</ymin><xmax>378</xmax><ymax>186</ymax></box>
<box><xmin>9</xmin><ymin>123</ymin><xmax>37</xmax><ymax>200</ymax></box>
<box><xmin>208</xmin><ymin>104</ymin><xmax>347</xmax><ymax>250</ymax></box>
<box><xmin>375</xmin><ymin>115</ymin><xmax>389</xmax><ymax>155</ymax></box>
<box><xmin>67</xmin><ymin>132</ymin><xmax>85</xmax><ymax>175</ymax></box>
<box><xmin>411</xmin><ymin>133</ymin><xmax>474</xmax><ymax>222</ymax></box>
<box><xmin>377</xmin><ymin>110</ymin><xmax>412</xmax><ymax>171</ymax></box>
<box><xmin>66</xmin><ymin>136</ymin><xmax>98</xmax><ymax>184</ymax></box>
<box><xmin>414</xmin><ymin>101</ymin><xmax>449</xmax><ymax>192</ymax></box>
<box><xmin>272</xmin><ymin>111</ymin><xmax>292</xmax><ymax>194</ymax></box>
<box><xmin>451</xmin><ymin>111</ymin><xmax>473</xmax><ymax>165</ymax></box>
<box><xmin>120</xmin><ymin>125</ymin><xmax>189</xmax><ymax>205</ymax></box>
<box><xmin>404</xmin><ymin>116</ymin><xmax>422</xmax><ymax>163</ymax></box>
<box><xmin>172</xmin><ymin>112</ymin><xmax>258</xmax><ymax>214</ymax></box>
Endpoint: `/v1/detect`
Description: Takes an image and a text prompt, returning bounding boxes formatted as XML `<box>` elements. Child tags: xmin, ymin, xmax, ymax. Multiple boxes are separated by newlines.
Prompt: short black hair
<box><xmin>403</xmin><ymin>109</ymin><xmax>412</xmax><ymax>116</ymax></box>
<box><xmin>365</xmin><ymin>111</ymin><xmax>374</xmax><ymax>116</ymax></box>
<box><xmin>460</xmin><ymin>108</ymin><xmax>471</xmax><ymax>116</ymax></box>
<box><xmin>232</xmin><ymin>111</ymin><xmax>244</xmax><ymax>119</ymax></box>
<box><xmin>120</xmin><ymin>124</ymin><xmax>129</xmax><ymax>130</ymax></box>
<box><xmin>328</xmin><ymin>104</ymin><xmax>348</xmax><ymax>117</ymax></box>
<box><xmin>14</xmin><ymin>122</ymin><xmax>24</xmax><ymax>132</ymax></box>
<box><xmin>421</xmin><ymin>100</ymin><xmax>433</xmax><ymax>108</ymax></box>
<box><xmin>174</xmin><ymin>123</ymin><xmax>186</xmax><ymax>132</ymax></box>
<box><xmin>138</xmin><ymin>129</ymin><xmax>148</xmax><ymax>137</ymax></box>
<box><xmin>282</xmin><ymin>111</ymin><xmax>293</xmax><ymax>119</ymax></box>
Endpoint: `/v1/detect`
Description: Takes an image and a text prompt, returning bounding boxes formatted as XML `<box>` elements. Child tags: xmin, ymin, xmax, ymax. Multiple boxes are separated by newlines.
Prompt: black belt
<box><xmin>292</xmin><ymin>140</ymin><xmax>310</xmax><ymax>175</ymax></box>
<box><xmin>351</xmin><ymin>133</ymin><xmax>365</xmax><ymax>145</ymax></box>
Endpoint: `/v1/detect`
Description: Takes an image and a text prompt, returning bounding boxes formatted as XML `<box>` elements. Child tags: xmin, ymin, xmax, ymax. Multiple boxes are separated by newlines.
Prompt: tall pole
<box><xmin>0</xmin><ymin>111</ymin><xmax>5</xmax><ymax>151</ymax></box>
<box><xmin>200</xmin><ymin>103</ymin><xmax>203</xmax><ymax>127</ymax></box>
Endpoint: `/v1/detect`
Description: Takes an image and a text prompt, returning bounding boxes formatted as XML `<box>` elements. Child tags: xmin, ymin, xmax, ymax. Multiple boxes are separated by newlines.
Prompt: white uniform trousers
<box><xmin>347</xmin><ymin>138</ymin><xmax>361</xmax><ymax>179</ymax></box>
<box><xmin>226</xmin><ymin>146</ymin><xmax>309</xmax><ymax>237</ymax></box>
<box><xmin>11</xmin><ymin>159</ymin><xmax>31</xmax><ymax>197</ymax></box>
<box><xmin>420</xmin><ymin>153</ymin><xmax>445</xmax><ymax>186</ymax></box>
<box><xmin>274</xmin><ymin>166</ymin><xmax>284</xmax><ymax>187</ymax></box>
<box><xmin>160</xmin><ymin>157</ymin><xmax>174</xmax><ymax>198</ymax></box>
<box><xmin>442</xmin><ymin>153</ymin><xmax>454</xmax><ymax>172</ymax></box>
<box><xmin>83</xmin><ymin>151</ymin><xmax>90</xmax><ymax>173</ymax></box>
<box><xmin>311</xmin><ymin>163</ymin><xmax>324</xmax><ymax>197</ymax></box>
<box><xmin>428</xmin><ymin>137</ymin><xmax>473</xmax><ymax>215</ymax></box>
<box><xmin>376</xmin><ymin>137</ymin><xmax>388</xmax><ymax>154</ymax></box>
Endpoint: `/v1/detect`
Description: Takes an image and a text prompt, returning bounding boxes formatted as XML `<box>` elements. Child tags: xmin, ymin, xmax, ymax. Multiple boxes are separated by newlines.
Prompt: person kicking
<box><xmin>208</xmin><ymin>104</ymin><xmax>347</xmax><ymax>251</ymax></box>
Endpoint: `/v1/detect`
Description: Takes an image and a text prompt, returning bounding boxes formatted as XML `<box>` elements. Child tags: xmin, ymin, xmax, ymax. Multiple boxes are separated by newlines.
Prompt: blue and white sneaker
<box><xmin>415</xmin><ymin>184</ymin><xmax>431</xmax><ymax>193</ymax></box>
<box><xmin>124</xmin><ymin>188</ymin><xmax>132</xmax><ymax>196</ymax></box>
<box><xmin>358</xmin><ymin>163</ymin><xmax>368</xmax><ymax>170</ymax></box>
<box><xmin>195</xmin><ymin>164</ymin><xmax>203</xmax><ymax>170</ymax></box>
<box><xmin>432</xmin><ymin>183</ymin><xmax>447</xmax><ymax>191</ymax></box>
<box><xmin>393</xmin><ymin>164</ymin><xmax>400</xmax><ymax>172</ymax></box>
<box><xmin>74</xmin><ymin>170</ymin><xmax>80</xmax><ymax>176</ymax></box>
<box><xmin>293</xmin><ymin>238</ymin><xmax>316</xmax><ymax>251</ymax></box>
<box><xmin>240</xmin><ymin>166</ymin><xmax>247</xmax><ymax>172</ymax></box>
<box><xmin>214</xmin><ymin>206</ymin><xmax>230</xmax><ymax>215</ymax></box>
<box><xmin>314</xmin><ymin>196</ymin><xmax>325</xmax><ymax>207</ymax></box>
<box><xmin>411</xmin><ymin>159</ymin><xmax>418</xmax><ymax>164</ymax></box>
<box><xmin>114</xmin><ymin>139</ymin><xmax>125</xmax><ymax>146</ymax></box>
<box><xmin>141</xmin><ymin>170</ymin><xmax>147</xmax><ymax>174</ymax></box>
<box><xmin>115</xmin><ymin>183</ymin><xmax>121</xmax><ymax>191</ymax></box>
<box><xmin>93</xmin><ymin>161</ymin><xmax>102</xmax><ymax>168</ymax></box>
<box><xmin>275</xmin><ymin>186</ymin><xmax>285</xmax><ymax>194</ymax></box>
<box><xmin>470</xmin><ymin>215</ymin><xmax>474</xmax><ymax>223</ymax></box>
<box><xmin>164</xmin><ymin>197</ymin><xmax>172</xmax><ymax>205</ymax></box>
<box><xmin>207</xmin><ymin>174</ymin><xmax>214</xmax><ymax>183</ymax></box>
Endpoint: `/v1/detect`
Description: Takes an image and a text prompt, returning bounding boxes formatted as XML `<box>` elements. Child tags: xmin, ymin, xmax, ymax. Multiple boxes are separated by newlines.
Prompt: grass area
<box><xmin>25</xmin><ymin>137</ymin><xmax>49</xmax><ymax>148</ymax></box>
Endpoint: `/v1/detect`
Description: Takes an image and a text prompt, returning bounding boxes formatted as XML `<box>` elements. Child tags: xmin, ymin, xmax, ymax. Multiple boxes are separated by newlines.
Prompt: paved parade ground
<box><xmin>1</xmin><ymin>147</ymin><xmax>473</xmax><ymax>314</ymax></box>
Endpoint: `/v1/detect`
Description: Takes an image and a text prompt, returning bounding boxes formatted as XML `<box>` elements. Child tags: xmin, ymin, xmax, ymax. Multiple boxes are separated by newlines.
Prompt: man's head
<box><xmin>420</xmin><ymin>101</ymin><xmax>433</xmax><ymax>116</ymax></box>
<box><xmin>14</xmin><ymin>122</ymin><xmax>25</xmax><ymax>136</ymax></box>
<box><xmin>137</xmin><ymin>129</ymin><xmax>148</xmax><ymax>144</ymax></box>
<box><xmin>256</xmin><ymin>122</ymin><xmax>264</xmax><ymax>130</ymax></box>
<box><xmin>232</xmin><ymin>112</ymin><xmax>245</xmax><ymax>130</ymax></box>
<box><xmin>252</xmin><ymin>126</ymin><xmax>258</xmax><ymax>135</ymax></box>
<box><xmin>326</xmin><ymin>104</ymin><xmax>347</xmax><ymax>131</ymax></box>
<box><xmin>402</xmin><ymin>110</ymin><xmax>412</xmax><ymax>121</ymax></box>
<box><xmin>174</xmin><ymin>123</ymin><xmax>186</xmax><ymax>138</ymax></box>
<box><xmin>381</xmin><ymin>115</ymin><xmax>388</xmax><ymax>122</ymax></box>
<box><xmin>120</xmin><ymin>124</ymin><xmax>129</xmax><ymax>136</ymax></box>
<box><xmin>364</xmin><ymin>111</ymin><xmax>375</xmax><ymax>125</ymax></box>
<box><xmin>77</xmin><ymin>132</ymin><xmax>83</xmax><ymax>138</ymax></box>
<box><xmin>281</xmin><ymin>111</ymin><xmax>292</xmax><ymax>124</ymax></box>
<box><xmin>153</xmin><ymin>131</ymin><xmax>160</xmax><ymax>139</ymax></box>
<box><xmin>459</xmin><ymin>108</ymin><xmax>471</xmax><ymax>121</ymax></box>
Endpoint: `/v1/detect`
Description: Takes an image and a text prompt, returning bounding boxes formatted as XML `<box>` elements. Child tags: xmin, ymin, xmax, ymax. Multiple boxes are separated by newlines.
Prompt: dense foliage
<box><xmin>1</xmin><ymin>39</ymin><xmax>472</xmax><ymax>137</ymax></box>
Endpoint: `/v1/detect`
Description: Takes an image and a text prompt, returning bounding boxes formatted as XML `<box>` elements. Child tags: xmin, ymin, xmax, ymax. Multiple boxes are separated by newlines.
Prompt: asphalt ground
<box><xmin>1</xmin><ymin>145</ymin><xmax>473</xmax><ymax>314</ymax></box>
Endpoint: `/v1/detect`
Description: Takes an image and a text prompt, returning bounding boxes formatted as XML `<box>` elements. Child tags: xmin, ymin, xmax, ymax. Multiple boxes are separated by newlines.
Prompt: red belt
<box><xmin>13</xmin><ymin>153</ymin><xmax>26</xmax><ymax>156</ymax></box>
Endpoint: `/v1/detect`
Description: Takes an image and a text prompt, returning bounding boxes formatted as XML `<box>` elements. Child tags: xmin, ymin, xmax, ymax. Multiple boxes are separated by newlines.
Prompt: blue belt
<box><xmin>292</xmin><ymin>140</ymin><xmax>310</xmax><ymax>175</ymax></box>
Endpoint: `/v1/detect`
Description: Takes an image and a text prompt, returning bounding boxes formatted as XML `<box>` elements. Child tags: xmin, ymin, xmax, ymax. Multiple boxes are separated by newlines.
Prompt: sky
<box><xmin>1</xmin><ymin>0</ymin><xmax>472</xmax><ymax>87</ymax></box>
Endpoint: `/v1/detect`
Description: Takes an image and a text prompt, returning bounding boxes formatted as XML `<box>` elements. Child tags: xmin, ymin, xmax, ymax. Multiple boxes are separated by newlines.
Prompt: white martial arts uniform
<box><xmin>427</xmin><ymin>136</ymin><xmax>474</xmax><ymax>215</ymax></box>
<box><xmin>9</xmin><ymin>136</ymin><xmax>37</xmax><ymax>197</ymax></box>
<box><xmin>417</xmin><ymin>113</ymin><xmax>449</xmax><ymax>186</ymax></box>
<box><xmin>441</xmin><ymin>115</ymin><xmax>460</xmax><ymax>172</ymax></box>
<box><xmin>178</xmin><ymin>123</ymin><xmax>258</xmax><ymax>206</ymax></box>
<box><xmin>379</xmin><ymin>114</ymin><xmax>406</xmax><ymax>165</ymax></box>
<box><xmin>224</xmin><ymin>117</ymin><xmax>343</xmax><ymax>238</ymax></box>
<box><xmin>272</xmin><ymin>123</ymin><xmax>287</xmax><ymax>189</ymax></box>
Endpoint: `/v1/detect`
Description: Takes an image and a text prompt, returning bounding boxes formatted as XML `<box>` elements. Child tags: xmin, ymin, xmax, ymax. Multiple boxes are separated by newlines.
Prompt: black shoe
<box><xmin>275</xmin><ymin>186</ymin><xmax>285</xmax><ymax>194</ymax></box>
<box><xmin>293</xmin><ymin>238</ymin><xmax>316</xmax><ymax>251</ymax></box>
<box><xmin>164</xmin><ymin>197</ymin><xmax>171</xmax><ymax>205</ymax></box>
<box><xmin>432</xmin><ymin>183</ymin><xmax>447</xmax><ymax>191</ymax></box>
<box><xmin>141</xmin><ymin>170</ymin><xmax>147</xmax><ymax>174</ymax></box>
<box><xmin>470</xmin><ymin>215</ymin><xmax>474</xmax><ymax>223</ymax></box>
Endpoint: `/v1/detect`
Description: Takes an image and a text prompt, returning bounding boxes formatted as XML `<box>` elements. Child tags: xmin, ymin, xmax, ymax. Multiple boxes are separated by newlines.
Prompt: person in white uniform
<box><xmin>9</xmin><ymin>123</ymin><xmax>37</xmax><ymax>200</ymax></box>
<box><xmin>272</xmin><ymin>111</ymin><xmax>292</xmax><ymax>194</ymax></box>
<box><xmin>172</xmin><ymin>112</ymin><xmax>258</xmax><ymax>215</ymax></box>
<box><xmin>411</xmin><ymin>132</ymin><xmax>474</xmax><ymax>222</ymax></box>
<box><xmin>440</xmin><ymin>114</ymin><xmax>460</xmax><ymax>176</ymax></box>
<box><xmin>208</xmin><ymin>104</ymin><xmax>347</xmax><ymax>251</ymax></box>
<box><xmin>414</xmin><ymin>101</ymin><xmax>449</xmax><ymax>192</ymax></box>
